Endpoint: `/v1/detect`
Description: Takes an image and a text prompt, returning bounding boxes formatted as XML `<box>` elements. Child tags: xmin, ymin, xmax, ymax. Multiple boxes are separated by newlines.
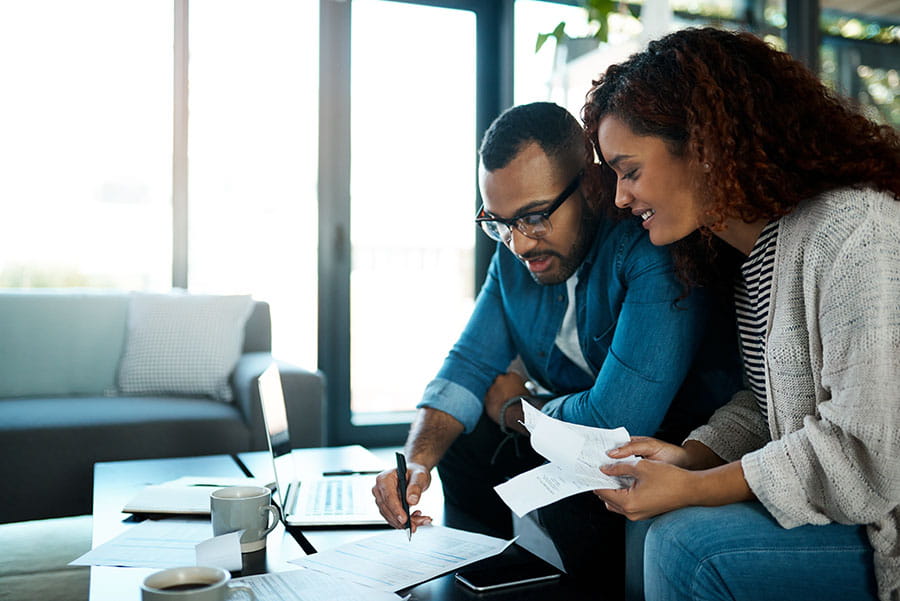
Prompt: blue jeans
<box><xmin>632</xmin><ymin>502</ymin><xmax>877</xmax><ymax>601</ymax></box>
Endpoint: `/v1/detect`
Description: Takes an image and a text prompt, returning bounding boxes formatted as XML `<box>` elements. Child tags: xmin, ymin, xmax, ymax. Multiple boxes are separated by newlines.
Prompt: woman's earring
<box><xmin>703</xmin><ymin>162</ymin><xmax>711</xmax><ymax>171</ymax></box>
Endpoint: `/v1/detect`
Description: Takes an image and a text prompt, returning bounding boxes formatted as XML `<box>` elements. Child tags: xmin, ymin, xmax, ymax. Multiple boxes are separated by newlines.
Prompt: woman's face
<box><xmin>596</xmin><ymin>115</ymin><xmax>703</xmax><ymax>246</ymax></box>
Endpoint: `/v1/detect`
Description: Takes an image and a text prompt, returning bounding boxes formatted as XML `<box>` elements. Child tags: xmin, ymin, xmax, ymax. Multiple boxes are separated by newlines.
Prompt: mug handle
<box><xmin>259</xmin><ymin>504</ymin><xmax>281</xmax><ymax>538</ymax></box>
<box><xmin>226</xmin><ymin>584</ymin><xmax>257</xmax><ymax>600</ymax></box>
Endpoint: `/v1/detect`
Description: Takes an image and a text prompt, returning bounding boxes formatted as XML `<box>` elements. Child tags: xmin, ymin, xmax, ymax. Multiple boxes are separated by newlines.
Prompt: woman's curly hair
<box><xmin>582</xmin><ymin>26</ymin><xmax>900</xmax><ymax>288</ymax></box>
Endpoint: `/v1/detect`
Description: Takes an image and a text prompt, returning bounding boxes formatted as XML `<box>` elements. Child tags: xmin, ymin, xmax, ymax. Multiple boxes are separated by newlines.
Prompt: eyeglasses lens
<box><xmin>518</xmin><ymin>215</ymin><xmax>550</xmax><ymax>238</ymax></box>
<box><xmin>480</xmin><ymin>216</ymin><xmax>552</xmax><ymax>243</ymax></box>
<box><xmin>480</xmin><ymin>221</ymin><xmax>509</xmax><ymax>242</ymax></box>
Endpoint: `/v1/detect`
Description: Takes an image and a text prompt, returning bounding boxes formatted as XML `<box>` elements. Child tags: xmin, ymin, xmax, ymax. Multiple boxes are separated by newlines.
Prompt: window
<box><xmin>514</xmin><ymin>0</ymin><xmax>595</xmax><ymax>113</ymax></box>
<box><xmin>819</xmin><ymin>4</ymin><xmax>900</xmax><ymax>128</ymax></box>
<box><xmin>187</xmin><ymin>0</ymin><xmax>319</xmax><ymax>368</ymax></box>
<box><xmin>349</xmin><ymin>0</ymin><xmax>477</xmax><ymax>417</ymax></box>
<box><xmin>513</xmin><ymin>0</ymin><xmax>758</xmax><ymax>114</ymax></box>
<box><xmin>0</xmin><ymin>1</ymin><xmax>172</xmax><ymax>289</ymax></box>
<box><xmin>320</xmin><ymin>0</ymin><xmax>508</xmax><ymax>445</ymax></box>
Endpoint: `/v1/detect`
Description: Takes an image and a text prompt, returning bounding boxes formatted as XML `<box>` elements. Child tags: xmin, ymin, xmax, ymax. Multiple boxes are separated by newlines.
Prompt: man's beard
<box><xmin>528</xmin><ymin>205</ymin><xmax>599</xmax><ymax>286</ymax></box>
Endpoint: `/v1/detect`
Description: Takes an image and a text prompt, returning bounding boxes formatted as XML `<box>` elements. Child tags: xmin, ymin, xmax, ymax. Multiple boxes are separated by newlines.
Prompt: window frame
<box><xmin>318</xmin><ymin>0</ymin><xmax>513</xmax><ymax>447</ymax></box>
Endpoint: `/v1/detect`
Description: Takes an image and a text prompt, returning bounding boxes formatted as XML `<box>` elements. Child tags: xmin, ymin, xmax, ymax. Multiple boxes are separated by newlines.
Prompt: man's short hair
<box><xmin>479</xmin><ymin>102</ymin><xmax>584</xmax><ymax>172</ymax></box>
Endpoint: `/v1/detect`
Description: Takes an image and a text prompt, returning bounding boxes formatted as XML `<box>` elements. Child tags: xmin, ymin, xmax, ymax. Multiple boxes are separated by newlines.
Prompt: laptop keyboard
<box><xmin>307</xmin><ymin>478</ymin><xmax>354</xmax><ymax>516</ymax></box>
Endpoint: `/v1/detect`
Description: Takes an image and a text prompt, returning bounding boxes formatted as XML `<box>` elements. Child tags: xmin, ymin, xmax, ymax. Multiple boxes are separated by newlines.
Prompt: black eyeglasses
<box><xmin>475</xmin><ymin>170</ymin><xmax>583</xmax><ymax>243</ymax></box>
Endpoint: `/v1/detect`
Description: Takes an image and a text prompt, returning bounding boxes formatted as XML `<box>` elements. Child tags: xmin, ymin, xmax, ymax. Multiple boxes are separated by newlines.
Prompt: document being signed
<box><xmin>494</xmin><ymin>402</ymin><xmax>639</xmax><ymax>517</ymax></box>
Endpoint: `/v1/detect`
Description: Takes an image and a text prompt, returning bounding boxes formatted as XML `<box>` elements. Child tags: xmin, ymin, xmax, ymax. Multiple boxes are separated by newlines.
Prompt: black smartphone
<box><xmin>455</xmin><ymin>561</ymin><xmax>561</xmax><ymax>592</ymax></box>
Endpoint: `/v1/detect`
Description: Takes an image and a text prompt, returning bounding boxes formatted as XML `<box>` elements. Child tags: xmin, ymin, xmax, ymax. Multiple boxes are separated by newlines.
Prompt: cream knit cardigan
<box><xmin>688</xmin><ymin>187</ymin><xmax>900</xmax><ymax>601</ymax></box>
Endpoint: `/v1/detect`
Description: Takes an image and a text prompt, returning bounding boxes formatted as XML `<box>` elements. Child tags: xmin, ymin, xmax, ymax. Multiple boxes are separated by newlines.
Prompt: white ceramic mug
<box><xmin>210</xmin><ymin>486</ymin><xmax>280</xmax><ymax>553</ymax></box>
<box><xmin>141</xmin><ymin>566</ymin><xmax>255</xmax><ymax>600</ymax></box>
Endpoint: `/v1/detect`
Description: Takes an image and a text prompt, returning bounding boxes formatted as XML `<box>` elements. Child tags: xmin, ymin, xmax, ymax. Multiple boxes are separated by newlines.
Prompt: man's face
<box><xmin>479</xmin><ymin>142</ymin><xmax>594</xmax><ymax>285</ymax></box>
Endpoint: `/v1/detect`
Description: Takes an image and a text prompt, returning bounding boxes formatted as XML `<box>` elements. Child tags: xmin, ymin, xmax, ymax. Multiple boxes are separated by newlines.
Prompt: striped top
<box><xmin>734</xmin><ymin>220</ymin><xmax>779</xmax><ymax>420</ymax></box>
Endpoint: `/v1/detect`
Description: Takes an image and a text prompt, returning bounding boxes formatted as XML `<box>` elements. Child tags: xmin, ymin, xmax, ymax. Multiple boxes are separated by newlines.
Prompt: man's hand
<box><xmin>484</xmin><ymin>372</ymin><xmax>529</xmax><ymax>430</ymax></box>
<box><xmin>371</xmin><ymin>461</ymin><xmax>433</xmax><ymax>533</ymax></box>
<box><xmin>370</xmin><ymin>408</ymin><xmax>463</xmax><ymax>532</ymax></box>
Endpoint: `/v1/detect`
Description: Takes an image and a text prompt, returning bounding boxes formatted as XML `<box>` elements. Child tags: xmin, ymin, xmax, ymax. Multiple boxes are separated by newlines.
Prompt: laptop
<box><xmin>257</xmin><ymin>363</ymin><xmax>388</xmax><ymax>527</ymax></box>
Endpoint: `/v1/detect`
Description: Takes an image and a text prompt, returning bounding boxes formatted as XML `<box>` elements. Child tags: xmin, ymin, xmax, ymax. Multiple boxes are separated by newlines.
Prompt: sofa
<box><xmin>0</xmin><ymin>289</ymin><xmax>326</xmax><ymax>524</ymax></box>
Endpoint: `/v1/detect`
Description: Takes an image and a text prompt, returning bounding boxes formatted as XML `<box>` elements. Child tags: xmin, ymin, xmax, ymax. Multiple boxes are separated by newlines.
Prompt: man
<box><xmin>371</xmin><ymin>102</ymin><xmax>739</xmax><ymax>592</ymax></box>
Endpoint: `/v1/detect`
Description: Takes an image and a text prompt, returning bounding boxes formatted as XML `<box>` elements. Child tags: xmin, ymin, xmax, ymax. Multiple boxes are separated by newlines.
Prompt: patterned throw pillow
<box><xmin>116</xmin><ymin>293</ymin><xmax>254</xmax><ymax>401</ymax></box>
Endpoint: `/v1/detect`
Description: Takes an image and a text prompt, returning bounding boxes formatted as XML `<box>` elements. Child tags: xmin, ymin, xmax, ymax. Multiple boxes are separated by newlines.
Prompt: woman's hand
<box><xmin>596</xmin><ymin>456</ymin><xmax>754</xmax><ymax>521</ymax></box>
<box><xmin>595</xmin><ymin>459</ymin><xmax>699</xmax><ymax>521</ymax></box>
<box><xmin>606</xmin><ymin>436</ymin><xmax>691</xmax><ymax>467</ymax></box>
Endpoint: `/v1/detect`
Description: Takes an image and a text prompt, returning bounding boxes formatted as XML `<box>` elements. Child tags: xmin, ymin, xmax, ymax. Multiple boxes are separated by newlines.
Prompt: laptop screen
<box><xmin>257</xmin><ymin>363</ymin><xmax>296</xmax><ymax>509</ymax></box>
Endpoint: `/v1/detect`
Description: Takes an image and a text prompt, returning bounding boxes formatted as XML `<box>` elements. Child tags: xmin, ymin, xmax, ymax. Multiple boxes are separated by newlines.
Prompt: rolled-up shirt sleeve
<box><xmin>417</xmin><ymin>378</ymin><xmax>484</xmax><ymax>432</ymax></box>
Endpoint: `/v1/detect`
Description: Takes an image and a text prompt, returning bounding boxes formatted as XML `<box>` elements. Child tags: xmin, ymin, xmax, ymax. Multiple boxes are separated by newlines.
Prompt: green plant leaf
<box><xmin>585</xmin><ymin>0</ymin><xmax>617</xmax><ymax>25</ymax></box>
<box><xmin>593</xmin><ymin>17</ymin><xmax>609</xmax><ymax>43</ymax></box>
<box><xmin>535</xmin><ymin>21</ymin><xmax>568</xmax><ymax>53</ymax></box>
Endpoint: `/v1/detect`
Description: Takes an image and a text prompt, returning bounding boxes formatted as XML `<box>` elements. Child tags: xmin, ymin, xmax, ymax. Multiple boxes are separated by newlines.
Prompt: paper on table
<box><xmin>236</xmin><ymin>569</ymin><xmax>405</xmax><ymax>601</ymax></box>
<box><xmin>196</xmin><ymin>530</ymin><xmax>244</xmax><ymax>571</ymax></box>
<box><xmin>70</xmin><ymin>518</ymin><xmax>242</xmax><ymax>571</ymax></box>
<box><xmin>288</xmin><ymin>525</ymin><xmax>515</xmax><ymax>592</ymax></box>
<box><xmin>123</xmin><ymin>476</ymin><xmax>267</xmax><ymax>515</ymax></box>
<box><xmin>494</xmin><ymin>403</ymin><xmax>639</xmax><ymax>517</ymax></box>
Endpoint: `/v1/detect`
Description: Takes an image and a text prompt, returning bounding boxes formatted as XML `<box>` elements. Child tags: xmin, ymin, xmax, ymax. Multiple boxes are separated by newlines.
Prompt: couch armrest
<box><xmin>231</xmin><ymin>352</ymin><xmax>327</xmax><ymax>450</ymax></box>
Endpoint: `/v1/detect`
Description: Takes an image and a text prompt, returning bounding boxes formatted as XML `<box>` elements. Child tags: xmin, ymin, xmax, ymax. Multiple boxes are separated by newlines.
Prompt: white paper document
<box><xmin>494</xmin><ymin>402</ymin><xmax>639</xmax><ymax>517</ymax></box>
<box><xmin>236</xmin><ymin>568</ymin><xmax>404</xmax><ymax>601</ymax></box>
<box><xmin>288</xmin><ymin>525</ymin><xmax>514</xmax><ymax>592</ymax></box>
<box><xmin>70</xmin><ymin>518</ymin><xmax>242</xmax><ymax>570</ymax></box>
<box><xmin>122</xmin><ymin>476</ymin><xmax>267</xmax><ymax>515</ymax></box>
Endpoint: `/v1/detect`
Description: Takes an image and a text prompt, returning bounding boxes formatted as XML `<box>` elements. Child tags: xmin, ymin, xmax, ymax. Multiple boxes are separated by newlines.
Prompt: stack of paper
<box><xmin>494</xmin><ymin>403</ymin><xmax>639</xmax><ymax>517</ymax></box>
<box><xmin>236</xmin><ymin>569</ymin><xmax>404</xmax><ymax>601</ymax></box>
<box><xmin>122</xmin><ymin>476</ymin><xmax>268</xmax><ymax>515</ymax></box>
<box><xmin>70</xmin><ymin>518</ymin><xmax>243</xmax><ymax>571</ymax></box>
<box><xmin>288</xmin><ymin>525</ymin><xmax>515</xmax><ymax>592</ymax></box>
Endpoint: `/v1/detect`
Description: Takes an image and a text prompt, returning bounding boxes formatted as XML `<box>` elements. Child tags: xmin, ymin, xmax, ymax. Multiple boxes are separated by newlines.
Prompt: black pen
<box><xmin>321</xmin><ymin>469</ymin><xmax>382</xmax><ymax>477</ymax></box>
<box><xmin>395</xmin><ymin>452</ymin><xmax>412</xmax><ymax>541</ymax></box>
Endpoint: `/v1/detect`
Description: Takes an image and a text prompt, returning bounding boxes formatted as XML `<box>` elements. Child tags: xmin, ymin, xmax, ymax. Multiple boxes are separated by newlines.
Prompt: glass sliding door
<box><xmin>348</xmin><ymin>0</ymin><xmax>477</xmax><ymax>421</ymax></box>
<box><xmin>188</xmin><ymin>0</ymin><xmax>320</xmax><ymax>369</ymax></box>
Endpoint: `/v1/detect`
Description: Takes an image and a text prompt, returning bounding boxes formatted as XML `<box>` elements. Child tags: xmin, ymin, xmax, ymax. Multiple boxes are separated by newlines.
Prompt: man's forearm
<box><xmin>404</xmin><ymin>408</ymin><xmax>465</xmax><ymax>470</ymax></box>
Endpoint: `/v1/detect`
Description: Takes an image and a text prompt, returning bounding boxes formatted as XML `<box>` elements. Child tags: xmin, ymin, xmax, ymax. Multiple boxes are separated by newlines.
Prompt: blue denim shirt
<box><xmin>418</xmin><ymin>217</ymin><xmax>740</xmax><ymax>437</ymax></box>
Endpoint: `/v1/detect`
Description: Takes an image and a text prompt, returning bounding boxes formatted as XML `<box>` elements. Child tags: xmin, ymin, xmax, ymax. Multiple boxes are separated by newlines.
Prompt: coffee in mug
<box><xmin>141</xmin><ymin>566</ymin><xmax>255</xmax><ymax>600</ymax></box>
<box><xmin>210</xmin><ymin>486</ymin><xmax>280</xmax><ymax>553</ymax></box>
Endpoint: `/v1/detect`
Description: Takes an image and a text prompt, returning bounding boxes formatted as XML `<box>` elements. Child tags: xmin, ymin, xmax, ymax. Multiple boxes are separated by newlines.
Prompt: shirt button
<box><xmin>557</xmin><ymin>295</ymin><xmax>564</xmax><ymax>302</ymax></box>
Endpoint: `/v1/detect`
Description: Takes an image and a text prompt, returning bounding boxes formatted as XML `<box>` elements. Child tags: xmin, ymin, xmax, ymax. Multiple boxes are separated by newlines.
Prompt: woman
<box><xmin>581</xmin><ymin>27</ymin><xmax>900</xmax><ymax>601</ymax></box>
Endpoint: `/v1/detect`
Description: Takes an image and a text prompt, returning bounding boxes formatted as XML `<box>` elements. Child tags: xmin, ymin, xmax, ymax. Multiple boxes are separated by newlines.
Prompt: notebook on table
<box><xmin>258</xmin><ymin>363</ymin><xmax>388</xmax><ymax>527</ymax></box>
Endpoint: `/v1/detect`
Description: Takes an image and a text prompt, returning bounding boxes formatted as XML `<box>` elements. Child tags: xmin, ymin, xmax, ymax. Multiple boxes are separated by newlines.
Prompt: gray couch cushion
<box><xmin>0</xmin><ymin>291</ymin><xmax>129</xmax><ymax>398</ymax></box>
<box><xmin>0</xmin><ymin>397</ymin><xmax>251</xmax><ymax>523</ymax></box>
<box><xmin>116</xmin><ymin>293</ymin><xmax>254</xmax><ymax>402</ymax></box>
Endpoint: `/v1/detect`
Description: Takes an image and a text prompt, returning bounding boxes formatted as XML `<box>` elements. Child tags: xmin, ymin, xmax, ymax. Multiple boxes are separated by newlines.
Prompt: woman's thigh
<box><xmin>643</xmin><ymin>502</ymin><xmax>877</xmax><ymax>601</ymax></box>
